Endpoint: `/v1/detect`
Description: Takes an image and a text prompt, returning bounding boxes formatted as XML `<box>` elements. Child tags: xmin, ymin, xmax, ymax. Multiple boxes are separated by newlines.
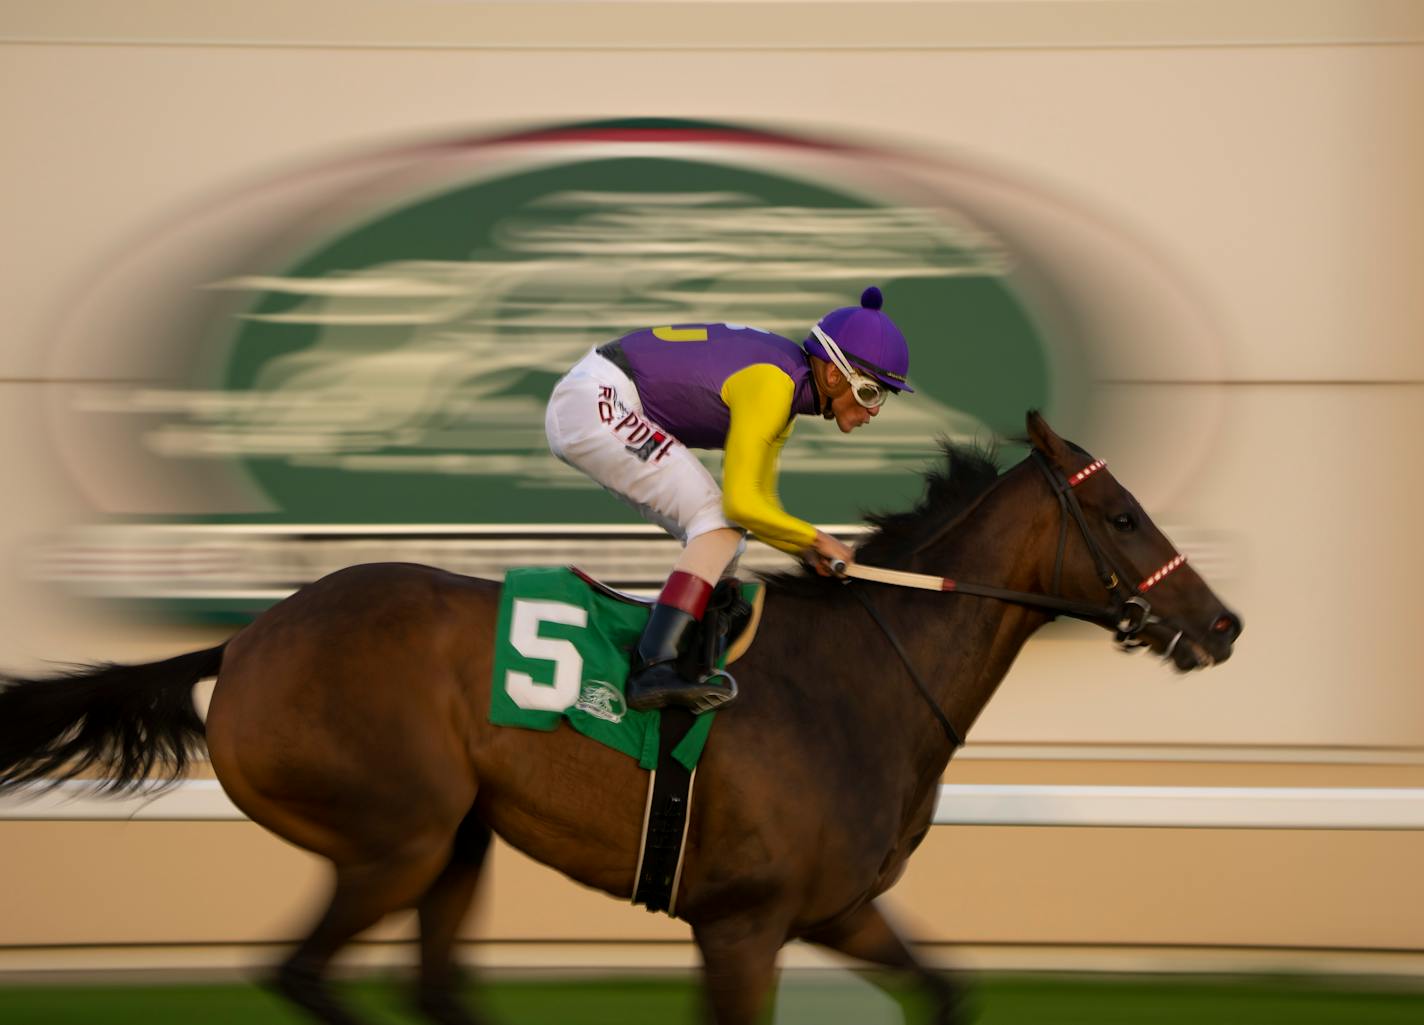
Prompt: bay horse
<box><xmin>0</xmin><ymin>412</ymin><xmax>1240</xmax><ymax>1025</ymax></box>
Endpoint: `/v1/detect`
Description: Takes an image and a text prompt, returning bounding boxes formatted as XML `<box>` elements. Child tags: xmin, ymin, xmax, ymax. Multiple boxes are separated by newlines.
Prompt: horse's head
<box><xmin>1025</xmin><ymin>411</ymin><xmax>1242</xmax><ymax>670</ymax></box>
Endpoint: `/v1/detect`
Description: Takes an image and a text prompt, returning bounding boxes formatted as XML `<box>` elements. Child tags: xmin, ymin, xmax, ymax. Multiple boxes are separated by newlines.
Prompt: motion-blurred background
<box><xmin>1</xmin><ymin>0</ymin><xmax>1421</xmax><ymax>1014</ymax></box>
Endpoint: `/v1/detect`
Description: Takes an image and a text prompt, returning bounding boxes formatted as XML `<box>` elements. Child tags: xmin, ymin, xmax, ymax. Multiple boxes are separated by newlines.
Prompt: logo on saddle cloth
<box><xmin>574</xmin><ymin>680</ymin><xmax>627</xmax><ymax>724</ymax></box>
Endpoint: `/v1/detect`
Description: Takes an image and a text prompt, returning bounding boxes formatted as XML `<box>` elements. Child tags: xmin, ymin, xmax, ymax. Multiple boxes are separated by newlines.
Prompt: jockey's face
<box><xmin>824</xmin><ymin>365</ymin><xmax>881</xmax><ymax>433</ymax></box>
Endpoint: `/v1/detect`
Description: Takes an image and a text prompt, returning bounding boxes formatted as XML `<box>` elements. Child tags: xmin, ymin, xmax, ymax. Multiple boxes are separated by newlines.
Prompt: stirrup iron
<box><xmin>689</xmin><ymin>668</ymin><xmax>738</xmax><ymax>714</ymax></box>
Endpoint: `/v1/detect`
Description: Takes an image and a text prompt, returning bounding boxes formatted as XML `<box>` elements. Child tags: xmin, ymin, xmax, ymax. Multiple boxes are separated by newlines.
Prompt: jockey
<box><xmin>544</xmin><ymin>286</ymin><xmax>912</xmax><ymax>712</ymax></box>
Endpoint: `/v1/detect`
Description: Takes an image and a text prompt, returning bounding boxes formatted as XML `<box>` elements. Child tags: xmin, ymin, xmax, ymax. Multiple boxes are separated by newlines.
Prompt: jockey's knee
<box><xmin>677</xmin><ymin>526</ymin><xmax>744</xmax><ymax>585</ymax></box>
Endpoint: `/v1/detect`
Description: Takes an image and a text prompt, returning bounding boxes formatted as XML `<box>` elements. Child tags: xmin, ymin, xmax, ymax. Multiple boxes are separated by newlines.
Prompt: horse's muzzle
<box><xmin>1171</xmin><ymin>607</ymin><xmax>1241</xmax><ymax>670</ymax></box>
<box><xmin>1205</xmin><ymin>608</ymin><xmax>1242</xmax><ymax>661</ymax></box>
<box><xmin>1212</xmin><ymin>610</ymin><xmax>1244</xmax><ymax>642</ymax></box>
<box><xmin>1140</xmin><ymin>605</ymin><xmax>1240</xmax><ymax>671</ymax></box>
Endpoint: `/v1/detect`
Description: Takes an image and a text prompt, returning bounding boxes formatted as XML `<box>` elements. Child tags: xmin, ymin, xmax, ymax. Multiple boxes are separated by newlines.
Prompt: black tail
<box><xmin>0</xmin><ymin>644</ymin><xmax>225</xmax><ymax>793</ymax></box>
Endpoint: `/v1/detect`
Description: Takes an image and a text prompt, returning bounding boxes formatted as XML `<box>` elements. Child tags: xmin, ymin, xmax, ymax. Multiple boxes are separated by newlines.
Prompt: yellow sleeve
<box><xmin>719</xmin><ymin>364</ymin><xmax>818</xmax><ymax>555</ymax></box>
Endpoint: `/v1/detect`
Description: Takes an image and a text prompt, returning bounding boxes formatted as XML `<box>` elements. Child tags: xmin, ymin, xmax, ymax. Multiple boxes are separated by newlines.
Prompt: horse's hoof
<box><xmin>265</xmin><ymin>963</ymin><xmax>365</xmax><ymax>1025</ymax></box>
<box><xmin>415</xmin><ymin>986</ymin><xmax>490</xmax><ymax>1025</ymax></box>
<box><xmin>930</xmin><ymin>982</ymin><xmax>972</xmax><ymax>1025</ymax></box>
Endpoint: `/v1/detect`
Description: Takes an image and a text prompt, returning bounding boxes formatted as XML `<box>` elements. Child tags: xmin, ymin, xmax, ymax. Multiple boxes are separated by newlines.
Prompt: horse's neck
<box><xmin>890</xmin><ymin>460</ymin><xmax>1059</xmax><ymax>775</ymax></box>
<box><xmin>754</xmin><ymin>461</ymin><xmax>1059</xmax><ymax>833</ymax></box>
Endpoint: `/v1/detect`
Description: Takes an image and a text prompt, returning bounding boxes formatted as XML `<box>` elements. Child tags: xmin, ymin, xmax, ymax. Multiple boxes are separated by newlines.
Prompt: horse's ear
<box><xmin>1025</xmin><ymin>410</ymin><xmax>1072</xmax><ymax>464</ymax></box>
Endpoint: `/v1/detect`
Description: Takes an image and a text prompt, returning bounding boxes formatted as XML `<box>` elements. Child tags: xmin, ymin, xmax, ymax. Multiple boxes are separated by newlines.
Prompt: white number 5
<box><xmin>505</xmin><ymin>599</ymin><xmax>587</xmax><ymax>711</ymax></box>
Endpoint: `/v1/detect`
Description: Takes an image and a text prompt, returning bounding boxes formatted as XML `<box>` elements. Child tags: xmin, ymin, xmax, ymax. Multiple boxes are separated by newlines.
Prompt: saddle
<box><xmin>568</xmin><ymin>567</ymin><xmax>765</xmax><ymax>667</ymax></box>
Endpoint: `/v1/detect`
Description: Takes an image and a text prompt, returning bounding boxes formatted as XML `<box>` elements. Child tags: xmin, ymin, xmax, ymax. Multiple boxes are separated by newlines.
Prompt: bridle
<box><xmin>841</xmin><ymin>449</ymin><xmax>1190</xmax><ymax>748</ymax></box>
<box><xmin>1031</xmin><ymin>451</ymin><xmax>1188</xmax><ymax>651</ymax></box>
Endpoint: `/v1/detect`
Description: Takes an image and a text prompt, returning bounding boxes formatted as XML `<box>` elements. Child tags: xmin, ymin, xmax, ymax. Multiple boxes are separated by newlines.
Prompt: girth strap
<box><xmin>631</xmin><ymin>706</ymin><xmax>698</xmax><ymax>916</ymax></box>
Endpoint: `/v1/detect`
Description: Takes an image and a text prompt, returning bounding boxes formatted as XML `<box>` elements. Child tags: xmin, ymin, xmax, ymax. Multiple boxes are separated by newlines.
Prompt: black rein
<box><xmin>846</xmin><ymin>449</ymin><xmax>1154</xmax><ymax>748</ymax></box>
<box><xmin>848</xmin><ymin>585</ymin><xmax>964</xmax><ymax>748</ymax></box>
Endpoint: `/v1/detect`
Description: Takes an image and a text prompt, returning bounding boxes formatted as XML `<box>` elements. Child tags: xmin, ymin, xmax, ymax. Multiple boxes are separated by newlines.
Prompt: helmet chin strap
<box><xmin>809</xmin><ymin>353</ymin><xmax>839</xmax><ymax>419</ymax></box>
<box><xmin>811</xmin><ymin>324</ymin><xmax>873</xmax><ymax>400</ymax></box>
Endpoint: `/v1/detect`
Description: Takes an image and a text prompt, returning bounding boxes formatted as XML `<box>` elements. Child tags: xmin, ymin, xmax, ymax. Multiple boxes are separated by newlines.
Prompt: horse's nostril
<box><xmin>1211</xmin><ymin>613</ymin><xmax>1242</xmax><ymax>640</ymax></box>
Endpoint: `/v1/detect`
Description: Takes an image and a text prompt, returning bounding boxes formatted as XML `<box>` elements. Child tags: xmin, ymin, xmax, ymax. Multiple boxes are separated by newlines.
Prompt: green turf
<box><xmin>0</xmin><ymin>973</ymin><xmax>1420</xmax><ymax>1024</ymax></box>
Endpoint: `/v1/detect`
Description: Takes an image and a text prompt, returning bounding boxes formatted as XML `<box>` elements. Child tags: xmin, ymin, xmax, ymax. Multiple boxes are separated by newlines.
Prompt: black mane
<box><xmin>856</xmin><ymin>442</ymin><xmax>1004</xmax><ymax>566</ymax></box>
<box><xmin>763</xmin><ymin>441</ymin><xmax>1004</xmax><ymax>592</ymax></box>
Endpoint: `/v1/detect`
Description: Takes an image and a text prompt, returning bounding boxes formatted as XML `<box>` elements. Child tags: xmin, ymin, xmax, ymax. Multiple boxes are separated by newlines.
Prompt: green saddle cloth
<box><xmin>489</xmin><ymin>566</ymin><xmax>752</xmax><ymax>772</ymax></box>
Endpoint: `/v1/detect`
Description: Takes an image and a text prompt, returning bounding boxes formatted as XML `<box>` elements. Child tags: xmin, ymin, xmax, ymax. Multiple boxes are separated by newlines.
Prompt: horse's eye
<box><xmin>1110</xmin><ymin>513</ymin><xmax>1137</xmax><ymax>533</ymax></box>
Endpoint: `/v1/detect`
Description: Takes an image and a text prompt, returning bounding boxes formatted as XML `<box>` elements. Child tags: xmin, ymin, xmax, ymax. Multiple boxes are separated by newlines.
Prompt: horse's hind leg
<box><xmin>804</xmin><ymin>900</ymin><xmax>966</xmax><ymax>1025</ymax></box>
<box><xmin>274</xmin><ymin>835</ymin><xmax>453</xmax><ymax>1025</ymax></box>
<box><xmin>413</xmin><ymin>809</ymin><xmax>494</xmax><ymax>1025</ymax></box>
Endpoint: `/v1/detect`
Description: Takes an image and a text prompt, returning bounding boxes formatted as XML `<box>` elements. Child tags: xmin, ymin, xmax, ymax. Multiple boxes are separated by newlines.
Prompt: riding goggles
<box><xmin>810</xmin><ymin>324</ymin><xmax>888</xmax><ymax>409</ymax></box>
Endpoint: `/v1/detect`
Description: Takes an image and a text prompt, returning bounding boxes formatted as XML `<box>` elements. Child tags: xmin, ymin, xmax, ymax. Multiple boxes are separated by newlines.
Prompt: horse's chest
<box><xmin>867</xmin><ymin>795</ymin><xmax>937</xmax><ymax>896</ymax></box>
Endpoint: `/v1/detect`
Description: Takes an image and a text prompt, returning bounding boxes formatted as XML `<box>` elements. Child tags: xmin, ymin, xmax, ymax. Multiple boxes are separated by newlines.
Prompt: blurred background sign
<box><xmin>36</xmin><ymin>119</ymin><xmax>1081</xmax><ymax>616</ymax></box>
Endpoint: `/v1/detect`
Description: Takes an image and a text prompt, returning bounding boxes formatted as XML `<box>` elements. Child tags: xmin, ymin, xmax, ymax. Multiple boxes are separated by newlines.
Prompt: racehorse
<box><xmin>0</xmin><ymin>413</ymin><xmax>1240</xmax><ymax>1025</ymax></box>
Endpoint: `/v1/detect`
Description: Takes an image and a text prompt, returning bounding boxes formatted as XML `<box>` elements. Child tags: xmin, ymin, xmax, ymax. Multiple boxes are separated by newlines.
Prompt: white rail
<box><xmin>3</xmin><ymin>781</ymin><xmax>1424</xmax><ymax>829</ymax></box>
<box><xmin>930</xmin><ymin>784</ymin><xmax>1424</xmax><ymax>830</ymax></box>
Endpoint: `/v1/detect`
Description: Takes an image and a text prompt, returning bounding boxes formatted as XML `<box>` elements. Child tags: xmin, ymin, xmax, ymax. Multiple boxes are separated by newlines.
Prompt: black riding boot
<box><xmin>626</xmin><ymin>574</ymin><xmax>737</xmax><ymax>713</ymax></box>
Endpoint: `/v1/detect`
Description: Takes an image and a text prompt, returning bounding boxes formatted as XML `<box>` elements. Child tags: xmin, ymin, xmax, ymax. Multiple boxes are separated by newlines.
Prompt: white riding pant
<box><xmin>545</xmin><ymin>349</ymin><xmax>733</xmax><ymax>545</ymax></box>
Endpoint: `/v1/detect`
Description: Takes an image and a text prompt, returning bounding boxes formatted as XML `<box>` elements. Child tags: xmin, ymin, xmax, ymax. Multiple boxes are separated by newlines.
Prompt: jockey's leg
<box><xmin>626</xmin><ymin>526</ymin><xmax>743</xmax><ymax>712</ymax></box>
<box><xmin>674</xmin><ymin>526</ymin><xmax>744</xmax><ymax>584</ymax></box>
<box><xmin>545</xmin><ymin>349</ymin><xmax>740</xmax><ymax>710</ymax></box>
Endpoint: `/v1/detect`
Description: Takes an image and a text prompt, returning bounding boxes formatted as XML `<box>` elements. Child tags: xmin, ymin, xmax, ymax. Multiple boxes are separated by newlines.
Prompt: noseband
<box><xmin>842</xmin><ymin>450</ymin><xmax>1190</xmax><ymax>747</ymax></box>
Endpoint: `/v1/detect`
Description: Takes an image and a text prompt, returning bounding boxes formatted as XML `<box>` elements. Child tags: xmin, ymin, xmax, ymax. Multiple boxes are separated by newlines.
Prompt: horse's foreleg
<box><xmin>693</xmin><ymin>912</ymin><xmax>788</xmax><ymax>1025</ymax></box>
<box><xmin>414</xmin><ymin>809</ymin><xmax>494</xmax><ymax>1025</ymax></box>
<box><xmin>804</xmin><ymin>899</ymin><xmax>965</xmax><ymax>1025</ymax></box>
<box><xmin>273</xmin><ymin>836</ymin><xmax>452</xmax><ymax>1025</ymax></box>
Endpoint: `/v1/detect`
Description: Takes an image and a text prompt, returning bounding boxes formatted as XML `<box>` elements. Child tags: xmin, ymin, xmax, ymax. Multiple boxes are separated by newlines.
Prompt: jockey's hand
<box><xmin>806</xmin><ymin>531</ymin><xmax>854</xmax><ymax>577</ymax></box>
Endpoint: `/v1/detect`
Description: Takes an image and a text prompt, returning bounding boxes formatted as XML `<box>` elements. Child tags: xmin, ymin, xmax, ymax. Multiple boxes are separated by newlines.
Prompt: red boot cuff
<box><xmin>658</xmin><ymin>572</ymin><xmax>713</xmax><ymax>619</ymax></box>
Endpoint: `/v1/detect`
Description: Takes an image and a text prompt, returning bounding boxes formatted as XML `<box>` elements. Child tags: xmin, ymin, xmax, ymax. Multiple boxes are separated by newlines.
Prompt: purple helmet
<box><xmin>803</xmin><ymin>286</ymin><xmax>913</xmax><ymax>394</ymax></box>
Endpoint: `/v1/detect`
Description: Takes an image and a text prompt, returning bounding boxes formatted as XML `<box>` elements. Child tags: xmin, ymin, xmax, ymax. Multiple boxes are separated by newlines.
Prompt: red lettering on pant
<box><xmin>594</xmin><ymin>387</ymin><xmax>618</xmax><ymax>424</ymax></box>
<box><xmin>624</xmin><ymin>424</ymin><xmax>676</xmax><ymax>462</ymax></box>
<box><xmin>608</xmin><ymin>406</ymin><xmax>681</xmax><ymax>462</ymax></box>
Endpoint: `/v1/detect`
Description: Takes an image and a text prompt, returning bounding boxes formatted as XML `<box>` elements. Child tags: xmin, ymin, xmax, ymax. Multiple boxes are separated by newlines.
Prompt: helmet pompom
<box><xmin>860</xmin><ymin>286</ymin><xmax>884</xmax><ymax>310</ymax></box>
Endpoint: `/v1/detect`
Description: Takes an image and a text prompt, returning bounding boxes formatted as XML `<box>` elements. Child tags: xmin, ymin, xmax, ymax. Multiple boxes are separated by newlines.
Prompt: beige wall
<box><xmin>6</xmin><ymin>758</ymin><xmax>1424</xmax><ymax>971</ymax></box>
<box><xmin>7</xmin><ymin>759</ymin><xmax>1424</xmax><ymax>939</ymax></box>
<box><xmin>1</xmin><ymin>0</ymin><xmax>1422</xmax><ymax>970</ymax></box>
